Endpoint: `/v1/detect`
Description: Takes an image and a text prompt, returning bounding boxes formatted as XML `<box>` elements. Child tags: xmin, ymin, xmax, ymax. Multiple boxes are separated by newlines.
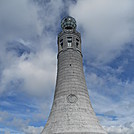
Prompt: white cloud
<box><xmin>1</xmin><ymin>48</ymin><xmax>56</xmax><ymax>96</ymax></box>
<box><xmin>104</xmin><ymin>122</ymin><xmax>134</xmax><ymax>134</ymax></box>
<box><xmin>86</xmin><ymin>70</ymin><xmax>134</xmax><ymax>128</ymax></box>
<box><xmin>0</xmin><ymin>111</ymin><xmax>30</xmax><ymax>131</ymax></box>
<box><xmin>69</xmin><ymin>0</ymin><xmax>134</xmax><ymax>64</ymax></box>
<box><xmin>5</xmin><ymin>131</ymin><xmax>10</xmax><ymax>134</ymax></box>
<box><xmin>0</xmin><ymin>0</ymin><xmax>134</xmax><ymax>133</ymax></box>
<box><xmin>0</xmin><ymin>111</ymin><xmax>10</xmax><ymax>123</ymax></box>
<box><xmin>23</xmin><ymin>126</ymin><xmax>43</xmax><ymax>134</ymax></box>
<box><xmin>0</xmin><ymin>0</ymin><xmax>42</xmax><ymax>95</ymax></box>
<box><xmin>0</xmin><ymin>128</ymin><xmax>11</xmax><ymax>134</ymax></box>
<box><xmin>0</xmin><ymin>0</ymin><xmax>65</xmax><ymax>96</ymax></box>
<box><xmin>0</xmin><ymin>0</ymin><xmax>42</xmax><ymax>40</ymax></box>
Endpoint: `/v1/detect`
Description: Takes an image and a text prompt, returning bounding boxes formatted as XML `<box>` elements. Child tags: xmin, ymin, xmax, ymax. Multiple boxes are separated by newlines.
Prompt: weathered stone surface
<box><xmin>41</xmin><ymin>16</ymin><xmax>107</xmax><ymax>134</ymax></box>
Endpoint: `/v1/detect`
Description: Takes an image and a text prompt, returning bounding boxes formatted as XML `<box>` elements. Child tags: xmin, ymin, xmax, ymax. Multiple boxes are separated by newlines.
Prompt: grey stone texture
<box><xmin>41</xmin><ymin>17</ymin><xmax>107</xmax><ymax>134</ymax></box>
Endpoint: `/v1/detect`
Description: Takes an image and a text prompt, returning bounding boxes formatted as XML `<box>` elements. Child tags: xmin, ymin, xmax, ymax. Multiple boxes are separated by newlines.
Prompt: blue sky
<box><xmin>0</xmin><ymin>0</ymin><xmax>134</xmax><ymax>134</ymax></box>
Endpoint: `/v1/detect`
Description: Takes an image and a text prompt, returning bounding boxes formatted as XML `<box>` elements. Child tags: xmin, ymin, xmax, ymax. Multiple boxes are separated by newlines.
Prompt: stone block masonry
<box><xmin>41</xmin><ymin>16</ymin><xmax>107</xmax><ymax>134</ymax></box>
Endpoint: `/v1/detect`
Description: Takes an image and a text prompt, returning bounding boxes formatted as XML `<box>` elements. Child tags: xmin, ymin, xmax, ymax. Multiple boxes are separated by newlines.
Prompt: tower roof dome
<box><xmin>61</xmin><ymin>16</ymin><xmax>77</xmax><ymax>30</ymax></box>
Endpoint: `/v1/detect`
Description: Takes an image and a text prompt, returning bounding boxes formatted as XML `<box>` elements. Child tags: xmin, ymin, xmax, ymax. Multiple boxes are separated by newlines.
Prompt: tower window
<box><xmin>61</xmin><ymin>42</ymin><xmax>63</xmax><ymax>49</ymax></box>
<box><xmin>76</xmin><ymin>42</ymin><xmax>79</xmax><ymax>48</ymax></box>
<box><xmin>67</xmin><ymin>37</ymin><xmax>72</xmax><ymax>47</ymax></box>
<box><xmin>68</xmin><ymin>42</ymin><xmax>72</xmax><ymax>47</ymax></box>
<box><xmin>76</xmin><ymin>38</ymin><xmax>79</xmax><ymax>42</ymax></box>
<box><xmin>60</xmin><ymin>38</ymin><xmax>63</xmax><ymax>49</ymax></box>
<box><xmin>60</xmin><ymin>39</ymin><xmax>63</xmax><ymax>42</ymax></box>
<box><xmin>76</xmin><ymin>38</ymin><xmax>79</xmax><ymax>49</ymax></box>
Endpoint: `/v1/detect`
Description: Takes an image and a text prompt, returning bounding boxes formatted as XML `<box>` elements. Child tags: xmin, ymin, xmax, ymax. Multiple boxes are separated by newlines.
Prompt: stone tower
<box><xmin>41</xmin><ymin>16</ymin><xmax>107</xmax><ymax>134</ymax></box>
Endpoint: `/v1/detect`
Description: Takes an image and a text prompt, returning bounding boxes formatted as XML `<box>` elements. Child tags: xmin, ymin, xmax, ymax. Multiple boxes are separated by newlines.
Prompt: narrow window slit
<box><xmin>61</xmin><ymin>42</ymin><xmax>63</xmax><ymax>49</ymax></box>
<box><xmin>60</xmin><ymin>39</ymin><xmax>63</xmax><ymax>42</ymax></box>
<box><xmin>76</xmin><ymin>42</ymin><xmax>79</xmax><ymax>48</ymax></box>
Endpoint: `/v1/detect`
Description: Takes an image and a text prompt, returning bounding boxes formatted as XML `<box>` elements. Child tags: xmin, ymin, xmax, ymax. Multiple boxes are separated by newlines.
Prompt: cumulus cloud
<box><xmin>23</xmin><ymin>126</ymin><xmax>43</xmax><ymax>134</ymax></box>
<box><xmin>69</xmin><ymin>0</ymin><xmax>134</xmax><ymax>64</ymax></box>
<box><xmin>0</xmin><ymin>111</ymin><xmax>29</xmax><ymax>132</ymax></box>
<box><xmin>87</xmin><ymin>90</ymin><xmax>134</xmax><ymax>134</ymax></box>
<box><xmin>1</xmin><ymin>0</ymin><xmax>134</xmax><ymax>133</ymax></box>
<box><xmin>0</xmin><ymin>0</ymin><xmax>65</xmax><ymax>96</ymax></box>
<box><xmin>0</xmin><ymin>0</ymin><xmax>76</xmax><ymax>97</ymax></box>
<box><xmin>0</xmin><ymin>0</ymin><xmax>42</xmax><ymax>41</ymax></box>
<box><xmin>0</xmin><ymin>100</ymin><xmax>51</xmax><ymax>133</ymax></box>
<box><xmin>5</xmin><ymin>131</ymin><xmax>10</xmax><ymax>134</ymax></box>
<box><xmin>1</xmin><ymin>48</ymin><xmax>56</xmax><ymax>96</ymax></box>
<box><xmin>104</xmin><ymin>122</ymin><xmax>134</xmax><ymax>134</ymax></box>
<box><xmin>85</xmin><ymin>67</ymin><xmax>134</xmax><ymax>123</ymax></box>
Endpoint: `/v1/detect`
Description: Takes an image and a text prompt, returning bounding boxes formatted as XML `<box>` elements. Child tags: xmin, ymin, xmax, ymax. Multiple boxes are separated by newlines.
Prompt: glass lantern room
<box><xmin>61</xmin><ymin>16</ymin><xmax>77</xmax><ymax>30</ymax></box>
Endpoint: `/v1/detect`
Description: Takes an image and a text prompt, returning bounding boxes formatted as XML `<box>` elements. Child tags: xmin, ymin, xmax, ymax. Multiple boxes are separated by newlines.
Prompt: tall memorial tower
<box><xmin>41</xmin><ymin>16</ymin><xmax>107</xmax><ymax>134</ymax></box>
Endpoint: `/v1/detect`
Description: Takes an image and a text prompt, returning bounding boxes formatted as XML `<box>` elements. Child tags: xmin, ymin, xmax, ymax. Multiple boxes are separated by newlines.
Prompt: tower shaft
<box><xmin>42</xmin><ymin>16</ymin><xmax>107</xmax><ymax>134</ymax></box>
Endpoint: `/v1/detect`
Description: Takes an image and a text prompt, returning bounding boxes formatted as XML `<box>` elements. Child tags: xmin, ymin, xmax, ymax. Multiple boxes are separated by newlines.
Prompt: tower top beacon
<box><xmin>61</xmin><ymin>16</ymin><xmax>77</xmax><ymax>30</ymax></box>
